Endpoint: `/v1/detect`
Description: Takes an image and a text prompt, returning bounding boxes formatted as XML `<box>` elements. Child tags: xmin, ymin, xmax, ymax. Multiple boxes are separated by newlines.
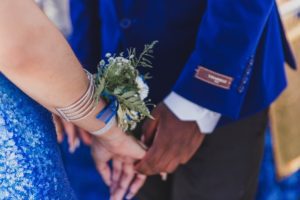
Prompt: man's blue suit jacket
<box><xmin>70</xmin><ymin>0</ymin><xmax>296</xmax><ymax>122</ymax></box>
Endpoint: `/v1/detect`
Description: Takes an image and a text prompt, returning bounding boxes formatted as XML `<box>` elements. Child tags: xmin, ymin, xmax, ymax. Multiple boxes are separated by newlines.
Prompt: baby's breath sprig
<box><xmin>94</xmin><ymin>41</ymin><xmax>158</xmax><ymax>131</ymax></box>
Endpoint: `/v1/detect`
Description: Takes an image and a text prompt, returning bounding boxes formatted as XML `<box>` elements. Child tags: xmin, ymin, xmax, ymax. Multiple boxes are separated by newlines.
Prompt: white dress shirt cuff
<box><xmin>164</xmin><ymin>92</ymin><xmax>221</xmax><ymax>134</ymax></box>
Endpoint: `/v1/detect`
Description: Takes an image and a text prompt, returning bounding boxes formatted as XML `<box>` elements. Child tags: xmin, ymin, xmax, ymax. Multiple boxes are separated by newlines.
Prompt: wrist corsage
<box><xmin>93</xmin><ymin>41</ymin><xmax>158</xmax><ymax>132</ymax></box>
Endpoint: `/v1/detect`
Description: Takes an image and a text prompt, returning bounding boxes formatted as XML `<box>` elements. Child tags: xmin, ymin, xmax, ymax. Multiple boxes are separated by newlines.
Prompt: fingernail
<box><xmin>141</xmin><ymin>135</ymin><xmax>145</xmax><ymax>142</ymax></box>
<box><xmin>161</xmin><ymin>173</ymin><xmax>168</xmax><ymax>181</ymax></box>
<box><xmin>139</xmin><ymin>142</ymin><xmax>148</xmax><ymax>150</ymax></box>
<box><xmin>69</xmin><ymin>143</ymin><xmax>76</xmax><ymax>154</ymax></box>
<box><xmin>126</xmin><ymin>193</ymin><xmax>134</xmax><ymax>199</ymax></box>
<box><xmin>69</xmin><ymin>145</ymin><xmax>75</xmax><ymax>154</ymax></box>
<box><xmin>112</xmin><ymin>174</ymin><xmax>118</xmax><ymax>182</ymax></box>
<box><xmin>106</xmin><ymin>180</ymin><xmax>111</xmax><ymax>187</ymax></box>
<box><xmin>75</xmin><ymin>138</ymin><xmax>80</xmax><ymax>149</ymax></box>
<box><xmin>110</xmin><ymin>183</ymin><xmax>116</xmax><ymax>194</ymax></box>
<box><xmin>69</xmin><ymin>138</ymin><xmax>80</xmax><ymax>153</ymax></box>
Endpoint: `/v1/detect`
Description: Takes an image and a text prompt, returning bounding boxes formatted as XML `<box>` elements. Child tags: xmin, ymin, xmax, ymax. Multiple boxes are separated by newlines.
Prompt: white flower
<box><xmin>99</xmin><ymin>60</ymin><xmax>106</xmax><ymax>67</ymax></box>
<box><xmin>115</xmin><ymin>57</ymin><xmax>122</xmax><ymax>62</ymax></box>
<box><xmin>129</xmin><ymin>110</ymin><xmax>139</xmax><ymax>119</ymax></box>
<box><xmin>108</xmin><ymin>57</ymin><xmax>115</xmax><ymax>63</ymax></box>
<box><xmin>130</xmin><ymin>122</ymin><xmax>137</xmax><ymax>131</ymax></box>
<box><xmin>115</xmin><ymin>57</ymin><xmax>130</xmax><ymax>64</ymax></box>
<box><xmin>135</xmin><ymin>76</ymin><xmax>149</xmax><ymax>100</ymax></box>
<box><xmin>105</xmin><ymin>53</ymin><xmax>112</xmax><ymax>58</ymax></box>
<box><xmin>123</xmin><ymin>59</ymin><xmax>130</xmax><ymax>64</ymax></box>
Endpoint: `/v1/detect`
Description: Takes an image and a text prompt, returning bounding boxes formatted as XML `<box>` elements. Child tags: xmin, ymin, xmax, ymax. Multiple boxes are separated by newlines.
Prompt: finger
<box><xmin>121</xmin><ymin>135</ymin><xmax>146</xmax><ymax>160</ymax></box>
<box><xmin>110</xmin><ymin>158</ymin><xmax>123</xmax><ymax>194</ymax></box>
<box><xmin>111</xmin><ymin>165</ymin><xmax>134</xmax><ymax>200</ymax></box>
<box><xmin>137</xmin><ymin>156</ymin><xmax>175</xmax><ymax>176</ymax></box>
<box><xmin>125</xmin><ymin>174</ymin><xmax>146</xmax><ymax>200</ymax></box>
<box><xmin>165</xmin><ymin>159</ymin><xmax>180</xmax><ymax>174</ymax></box>
<box><xmin>78</xmin><ymin>128</ymin><xmax>93</xmax><ymax>145</ymax></box>
<box><xmin>136</xmin><ymin>122</ymin><xmax>173</xmax><ymax>175</ymax></box>
<box><xmin>96</xmin><ymin>162</ymin><xmax>112</xmax><ymax>186</ymax></box>
<box><xmin>136</xmin><ymin>128</ymin><xmax>180</xmax><ymax>175</ymax></box>
<box><xmin>52</xmin><ymin>114</ymin><xmax>64</xmax><ymax>143</ymax></box>
<box><xmin>160</xmin><ymin>173</ymin><xmax>168</xmax><ymax>181</ymax></box>
<box><xmin>134</xmin><ymin>144</ymin><xmax>162</xmax><ymax>175</ymax></box>
<box><xmin>180</xmin><ymin>129</ymin><xmax>205</xmax><ymax>164</ymax></box>
<box><xmin>141</xmin><ymin>118</ymin><xmax>158</xmax><ymax>146</ymax></box>
<box><xmin>92</xmin><ymin>145</ymin><xmax>113</xmax><ymax>186</ymax></box>
<box><xmin>141</xmin><ymin>103</ymin><xmax>162</xmax><ymax>144</ymax></box>
<box><xmin>69</xmin><ymin>136</ymin><xmax>80</xmax><ymax>154</ymax></box>
<box><xmin>63</xmin><ymin>121</ymin><xmax>78</xmax><ymax>153</ymax></box>
<box><xmin>74</xmin><ymin>137</ymin><xmax>81</xmax><ymax>151</ymax></box>
<box><xmin>112</xmin><ymin>158</ymin><xmax>123</xmax><ymax>182</ymax></box>
<box><xmin>111</xmin><ymin>162</ymin><xmax>135</xmax><ymax>200</ymax></box>
<box><xmin>92</xmin><ymin>141</ymin><xmax>112</xmax><ymax>164</ymax></box>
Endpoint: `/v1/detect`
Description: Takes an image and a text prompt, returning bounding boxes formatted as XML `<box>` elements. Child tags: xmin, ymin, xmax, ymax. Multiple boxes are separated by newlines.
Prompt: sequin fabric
<box><xmin>0</xmin><ymin>74</ymin><xmax>76</xmax><ymax>200</ymax></box>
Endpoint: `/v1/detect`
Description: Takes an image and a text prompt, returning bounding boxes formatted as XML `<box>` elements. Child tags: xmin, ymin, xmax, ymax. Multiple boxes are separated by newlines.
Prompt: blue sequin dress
<box><xmin>0</xmin><ymin>73</ymin><xmax>76</xmax><ymax>199</ymax></box>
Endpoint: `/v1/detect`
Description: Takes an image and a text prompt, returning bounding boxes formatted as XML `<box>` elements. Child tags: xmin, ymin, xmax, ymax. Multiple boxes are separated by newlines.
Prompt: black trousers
<box><xmin>137</xmin><ymin>110</ymin><xmax>268</xmax><ymax>200</ymax></box>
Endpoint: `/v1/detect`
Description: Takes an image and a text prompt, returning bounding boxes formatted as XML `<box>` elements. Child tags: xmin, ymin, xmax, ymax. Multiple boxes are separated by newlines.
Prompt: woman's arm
<box><xmin>0</xmin><ymin>0</ymin><xmax>87</xmax><ymax>109</ymax></box>
<box><xmin>0</xmin><ymin>0</ymin><xmax>145</xmax><ymax>159</ymax></box>
<box><xmin>0</xmin><ymin>0</ymin><xmax>106</xmax><ymax>132</ymax></box>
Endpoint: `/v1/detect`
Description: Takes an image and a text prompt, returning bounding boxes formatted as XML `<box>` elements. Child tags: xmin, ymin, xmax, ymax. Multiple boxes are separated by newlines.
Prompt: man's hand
<box><xmin>135</xmin><ymin>103</ymin><xmax>205</xmax><ymax>175</ymax></box>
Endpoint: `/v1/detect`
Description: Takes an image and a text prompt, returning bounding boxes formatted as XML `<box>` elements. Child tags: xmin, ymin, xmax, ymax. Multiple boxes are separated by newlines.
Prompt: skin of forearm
<box><xmin>0</xmin><ymin>0</ymin><xmax>107</xmax><ymax>133</ymax></box>
<box><xmin>0</xmin><ymin>0</ymin><xmax>85</xmax><ymax>108</ymax></box>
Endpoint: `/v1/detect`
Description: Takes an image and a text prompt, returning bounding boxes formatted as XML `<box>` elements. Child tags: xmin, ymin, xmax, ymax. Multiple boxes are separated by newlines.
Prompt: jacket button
<box><xmin>238</xmin><ymin>85</ymin><xmax>245</xmax><ymax>93</ymax></box>
<box><xmin>242</xmin><ymin>77</ymin><xmax>249</xmax><ymax>84</ymax></box>
<box><xmin>120</xmin><ymin>18</ymin><xmax>132</xmax><ymax>29</ymax></box>
<box><xmin>246</xmin><ymin>68</ymin><xmax>252</xmax><ymax>75</ymax></box>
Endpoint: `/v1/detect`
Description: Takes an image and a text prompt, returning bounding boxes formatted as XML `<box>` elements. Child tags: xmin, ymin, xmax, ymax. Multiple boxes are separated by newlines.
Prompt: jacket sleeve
<box><xmin>173</xmin><ymin>0</ymin><xmax>275</xmax><ymax>118</ymax></box>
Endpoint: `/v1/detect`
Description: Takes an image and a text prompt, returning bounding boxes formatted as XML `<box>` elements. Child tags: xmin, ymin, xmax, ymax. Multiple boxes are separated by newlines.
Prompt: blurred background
<box><xmin>36</xmin><ymin>0</ymin><xmax>300</xmax><ymax>199</ymax></box>
<box><xmin>256</xmin><ymin>1</ymin><xmax>300</xmax><ymax>199</ymax></box>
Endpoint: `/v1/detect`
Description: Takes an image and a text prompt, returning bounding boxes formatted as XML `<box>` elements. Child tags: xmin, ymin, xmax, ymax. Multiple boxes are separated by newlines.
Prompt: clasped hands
<box><xmin>54</xmin><ymin>103</ymin><xmax>205</xmax><ymax>200</ymax></box>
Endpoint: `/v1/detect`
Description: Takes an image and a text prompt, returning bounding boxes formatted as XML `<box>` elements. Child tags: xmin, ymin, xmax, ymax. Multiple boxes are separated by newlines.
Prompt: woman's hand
<box><xmin>53</xmin><ymin>113</ymin><xmax>147</xmax><ymax>199</ymax></box>
<box><xmin>110</xmin><ymin>157</ymin><xmax>147</xmax><ymax>200</ymax></box>
<box><xmin>91</xmin><ymin>126</ymin><xmax>146</xmax><ymax>180</ymax></box>
<box><xmin>91</xmin><ymin>128</ymin><xmax>147</xmax><ymax>199</ymax></box>
<box><xmin>53</xmin><ymin>114</ymin><xmax>92</xmax><ymax>152</ymax></box>
<box><xmin>92</xmin><ymin>153</ymin><xmax>147</xmax><ymax>200</ymax></box>
<box><xmin>95</xmin><ymin>126</ymin><xmax>147</xmax><ymax>159</ymax></box>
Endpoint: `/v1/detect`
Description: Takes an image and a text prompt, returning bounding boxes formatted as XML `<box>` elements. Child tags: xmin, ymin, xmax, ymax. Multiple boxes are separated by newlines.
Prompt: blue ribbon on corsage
<box><xmin>96</xmin><ymin>95</ymin><xmax>118</xmax><ymax>124</ymax></box>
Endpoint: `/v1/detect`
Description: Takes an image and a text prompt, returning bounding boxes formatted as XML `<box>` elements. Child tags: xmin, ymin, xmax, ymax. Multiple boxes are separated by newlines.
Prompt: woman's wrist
<box><xmin>52</xmin><ymin>69</ymin><xmax>112</xmax><ymax>134</ymax></box>
<box><xmin>73</xmin><ymin>99</ymin><xmax>107</xmax><ymax>132</ymax></box>
<box><xmin>94</xmin><ymin>125</ymin><xmax>123</xmax><ymax>142</ymax></box>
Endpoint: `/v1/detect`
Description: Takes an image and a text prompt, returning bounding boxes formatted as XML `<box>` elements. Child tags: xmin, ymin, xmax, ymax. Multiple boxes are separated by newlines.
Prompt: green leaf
<box><xmin>121</xmin><ymin>91</ymin><xmax>137</xmax><ymax>99</ymax></box>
